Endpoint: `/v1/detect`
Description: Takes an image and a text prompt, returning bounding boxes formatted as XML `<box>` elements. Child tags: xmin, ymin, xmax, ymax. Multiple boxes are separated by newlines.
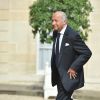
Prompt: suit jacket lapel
<box><xmin>58</xmin><ymin>33</ymin><xmax>66</xmax><ymax>64</ymax></box>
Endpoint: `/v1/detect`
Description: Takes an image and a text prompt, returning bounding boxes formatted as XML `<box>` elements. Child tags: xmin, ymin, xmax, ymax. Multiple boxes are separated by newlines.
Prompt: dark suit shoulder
<box><xmin>65</xmin><ymin>26</ymin><xmax>80</xmax><ymax>41</ymax></box>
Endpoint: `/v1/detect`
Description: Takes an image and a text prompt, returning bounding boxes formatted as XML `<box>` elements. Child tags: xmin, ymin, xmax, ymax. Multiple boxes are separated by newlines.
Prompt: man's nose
<box><xmin>52</xmin><ymin>21</ymin><xmax>55</xmax><ymax>26</ymax></box>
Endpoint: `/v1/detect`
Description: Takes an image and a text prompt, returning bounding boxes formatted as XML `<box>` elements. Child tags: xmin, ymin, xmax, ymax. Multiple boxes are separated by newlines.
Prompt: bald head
<box><xmin>52</xmin><ymin>11</ymin><xmax>67</xmax><ymax>32</ymax></box>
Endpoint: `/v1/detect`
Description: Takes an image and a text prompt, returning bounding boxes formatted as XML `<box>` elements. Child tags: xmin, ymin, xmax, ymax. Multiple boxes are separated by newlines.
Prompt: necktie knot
<box><xmin>57</xmin><ymin>33</ymin><xmax>60</xmax><ymax>37</ymax></box>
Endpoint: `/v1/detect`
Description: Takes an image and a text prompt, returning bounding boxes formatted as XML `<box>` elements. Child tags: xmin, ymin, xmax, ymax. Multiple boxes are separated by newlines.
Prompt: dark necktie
<box><xmin>55</xmin><ymin>33</ymin><xmax>60</xmax><ymax>64</ymax></box>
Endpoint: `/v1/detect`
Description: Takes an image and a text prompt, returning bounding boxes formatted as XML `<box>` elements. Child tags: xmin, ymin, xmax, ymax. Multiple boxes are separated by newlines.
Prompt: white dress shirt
<box><xmin>59</xmin><ymin>25</ymin><xmax>67</xmax><ymax>51</ymax></box>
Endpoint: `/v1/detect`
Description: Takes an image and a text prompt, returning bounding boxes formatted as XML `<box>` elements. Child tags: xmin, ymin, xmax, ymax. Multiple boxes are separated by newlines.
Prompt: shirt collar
<box><xmin>60</xmin><ymin>25</ymin><xmax>67</xmax><ymax>35</ymax></box>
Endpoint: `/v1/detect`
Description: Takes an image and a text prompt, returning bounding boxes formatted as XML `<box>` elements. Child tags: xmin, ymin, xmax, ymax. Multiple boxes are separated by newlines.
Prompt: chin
<box><xmin>53</xmin><ymin>28</ymin><xmax>58</xmax><ymax>31</ymax></box>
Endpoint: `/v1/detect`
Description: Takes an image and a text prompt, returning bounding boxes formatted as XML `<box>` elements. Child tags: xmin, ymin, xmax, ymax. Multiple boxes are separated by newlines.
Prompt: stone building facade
<box><xmin>0</xmin><ymin>0</ymin><xmax>37</xmax><ymax>84</ymax></box>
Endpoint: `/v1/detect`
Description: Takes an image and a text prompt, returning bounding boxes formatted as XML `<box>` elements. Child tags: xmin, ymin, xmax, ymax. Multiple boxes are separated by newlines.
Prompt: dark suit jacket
<box><xmin>51</xmin><ymin>26</ymin><xmax>92</xmax><ymax>91</ymax></box>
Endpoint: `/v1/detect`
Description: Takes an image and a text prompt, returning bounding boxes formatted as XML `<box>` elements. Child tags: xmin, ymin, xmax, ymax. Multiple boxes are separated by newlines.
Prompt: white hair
<box><xmin>55</xmin><ymin>11</ymin><xmax>67</xmax><ymax>23</ymax></box>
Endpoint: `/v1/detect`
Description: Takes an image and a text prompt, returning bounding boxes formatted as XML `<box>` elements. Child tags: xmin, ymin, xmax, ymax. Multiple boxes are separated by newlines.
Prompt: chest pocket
<box><xmin>63</xmin><ymin>43</ymin><xmax>73</xmax><ymax>52</ymax></box>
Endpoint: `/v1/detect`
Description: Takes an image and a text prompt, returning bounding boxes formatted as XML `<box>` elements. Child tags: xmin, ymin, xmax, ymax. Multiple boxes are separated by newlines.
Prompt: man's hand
<box><xmin>67</xmin><ymin>68</ymin><xmax>77</xmax><ymax>79</ymax></box>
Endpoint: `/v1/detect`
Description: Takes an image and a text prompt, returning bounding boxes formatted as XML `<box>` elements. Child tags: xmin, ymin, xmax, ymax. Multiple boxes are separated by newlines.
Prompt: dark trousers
<box><xmin>56</xmin><ymin>78</ymin><xmax>73</xmax><ymax>100</ymax></box>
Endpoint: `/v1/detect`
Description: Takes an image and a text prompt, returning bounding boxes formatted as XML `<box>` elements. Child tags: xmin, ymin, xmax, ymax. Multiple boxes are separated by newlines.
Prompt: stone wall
<box><xmin>0</xmin><ymin>0</ymin><xmax>37</xmax><ymax>83</ymax></box>
<box><xmin>81</xmin><ymin>0</ymin><xmax>100</xmax><ymax>91</ymax></box>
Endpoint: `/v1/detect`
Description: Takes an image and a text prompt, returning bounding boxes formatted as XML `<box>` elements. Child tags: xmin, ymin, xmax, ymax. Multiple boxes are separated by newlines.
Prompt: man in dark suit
<box><xmin>51</xmin><ymin>11</ymin><xmax>92</xmax><ymax>100</ymax></box>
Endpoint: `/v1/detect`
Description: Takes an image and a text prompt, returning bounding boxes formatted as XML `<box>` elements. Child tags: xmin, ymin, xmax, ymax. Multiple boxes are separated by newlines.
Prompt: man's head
<box><xmin>52</xmin><ymin>11</ymin><xmax>67</xmax><ymax>32</ymax></box>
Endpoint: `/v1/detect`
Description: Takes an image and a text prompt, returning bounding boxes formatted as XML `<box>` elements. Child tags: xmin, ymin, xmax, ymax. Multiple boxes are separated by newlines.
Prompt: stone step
<box><xmin>0</xmin><ymin>75</ymin><xmax>44</xmax><ymax>96</ymax></box>
<box><xmin>0</xmin><ymin>84</ymin><xmax>100</xmax><ymax>100</ymax></box>
<box><xmin>73</xmin><ymin>90</ymin><xmax>100</xmax><ymax>100</ymax></box>
<box><xmin>0</xmin><ymin>83</ymin><xmax>43</xmax><ymax>96</ymax></box>
<box><xmin>0</xmin><ymin>74</ymin><xmax>100</xmax><ymax>100</ymax></box>
<box><xmin>43</xmin><ymin>90</ymin><xmax>100</xmax><ymax>100</ymax></box>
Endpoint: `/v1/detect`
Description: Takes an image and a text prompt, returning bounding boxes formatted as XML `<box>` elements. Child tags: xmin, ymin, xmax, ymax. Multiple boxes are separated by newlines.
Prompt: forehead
<box><xmin>52</xmin><ymin>12</ymin><xmax>62</xmax><ymax>19</ymax></box>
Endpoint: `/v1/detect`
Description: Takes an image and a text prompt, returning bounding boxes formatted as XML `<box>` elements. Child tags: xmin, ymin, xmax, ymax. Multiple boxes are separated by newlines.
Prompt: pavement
<box><xmin>0</xmin><ymin>94</ymin><xmax>78</xmax><ymax>100</ymax></box>
<box><xmin>0</xmin><ymin>94</ymin><xmax>58</xmax><ymax>100</ymax></box>
<box><xmin>0</xmin><ymin>94</ymin><xmax>44</xmax><ymax>100</ymax></box>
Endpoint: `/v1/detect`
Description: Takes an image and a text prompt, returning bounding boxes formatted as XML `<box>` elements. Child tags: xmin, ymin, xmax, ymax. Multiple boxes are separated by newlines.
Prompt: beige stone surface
<box><xmin>0</xmin><ymin>0</ymin><xmax>9</xmax><ymax>9</ymax></box>
<box><xmin>0</xmin><ymin>10</ymin><xmax>9</xmax><ymax>20</ymax></box>
<box><xmin>0</xmin><ymin>0</ymin><xmax>36</xmax><ymax>80</ymax></box>
<box><xmin>0</xmin><ymin>21</ymin><xmax>9</xmax><ymax>30</ymax></box>
<box><xmin>0</xmin><ymin>95</ymin><xmax>43</xmax><ymax>100</ymax></box>
<box><xmin>9</xmin><ymin>11</ymin><xmax>28</xmax><ymax>21</ymax></box>
<box><xmin>83</xmin><ymin>0</ymin><xmax>100</xmax><ymax>90</ymax></box>
<box><xmin>9</xmin><ymin>0</ymin><xmax>37</xmax><ymax>10</ymax></box>
<box><xmin>10</xmin><ymin>0</ymin><xmax>29</xmax><ymax>10</ymax></box>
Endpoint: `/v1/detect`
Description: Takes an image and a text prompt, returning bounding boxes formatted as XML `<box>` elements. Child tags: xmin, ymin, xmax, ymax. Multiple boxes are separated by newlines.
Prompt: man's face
<box><xmin>52</xmin><ymin>13</ymin><xmax>65</xmax><ymax>32</ymax></box>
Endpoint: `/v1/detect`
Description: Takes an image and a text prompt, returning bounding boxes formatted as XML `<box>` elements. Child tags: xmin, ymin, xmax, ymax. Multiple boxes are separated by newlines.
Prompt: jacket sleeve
<box><xmin>70</xmin><ymin>34</ymin><xmax>92</xmax><ymax>71</ymax></box>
